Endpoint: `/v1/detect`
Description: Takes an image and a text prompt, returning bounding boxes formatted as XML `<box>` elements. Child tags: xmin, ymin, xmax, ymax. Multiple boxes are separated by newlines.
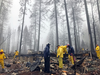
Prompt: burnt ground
<box><xmin>0</xmin><ymin>57</ymin><xmax>100</xmax><ymax>75</ymax></box>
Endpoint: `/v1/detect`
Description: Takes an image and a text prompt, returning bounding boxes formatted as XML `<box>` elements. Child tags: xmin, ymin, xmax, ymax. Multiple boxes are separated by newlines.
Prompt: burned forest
<box><xmin>0</xmin><ymin>0</ymin><xmax>100</xmax><ymax>75</ymax></box>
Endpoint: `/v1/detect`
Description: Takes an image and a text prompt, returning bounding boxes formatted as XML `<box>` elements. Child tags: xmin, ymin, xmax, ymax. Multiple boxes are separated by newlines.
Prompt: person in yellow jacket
<box><xmin>60</xmin><ymin>45</ymin><xmax>68</xmax><ymax>54</ymax></box>
<box><xmin>0</xmin><ymin>49</ymin><xmax>6</xmax><ymax>71</ymax></box>
<box><xmin>57</xmin><ymin>45</ymin><xmax>64</xmax><ymax>69</ymax></box>
<box><xmin>82</xmin><ymin>48</ymin><xmax>84</xmax><ymax>51</ymax></box>
<box><xmin>95</xmin><ymin>44</ymin><xmax>100</xmax><ymax>59</ymax></box>
<box><xmin>14</xmin><ymin>50</ymin><xmax>19</xmax><ymax>59</ymax></box>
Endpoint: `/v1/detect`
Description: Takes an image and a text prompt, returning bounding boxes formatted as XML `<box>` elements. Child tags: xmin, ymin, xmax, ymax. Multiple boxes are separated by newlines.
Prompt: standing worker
<box><xmin>57</xmin><ymin>45</ymin><xmax>64</xmax><ymax>69</ymax></box>
<box><xmin>67</xmin><ymin>44</ymin><xmax>74</xmax><ymax>65</ymax></box>
<box><xmin>95</xmin><ymin>44</ymin><xmax>100</xmax><ymax>59</ymax></box>
<box><xmin>14</xmin><ymin>50</ymin><xmax>19</xmax><ymax>59</ymax></box>
<box><xmin>82</xmin><ymin>48</ymin><xmax>84</xmax><ymax>51</ymax></box>
<box><xmin>44</xmin><ymin>43</ymin><xmax>50</xmax><ymax>73</ymax></box>
<box><xmin>0</xmin><ymin>49</ymin><xmax>6</xmax><ymax>72</ymax></box>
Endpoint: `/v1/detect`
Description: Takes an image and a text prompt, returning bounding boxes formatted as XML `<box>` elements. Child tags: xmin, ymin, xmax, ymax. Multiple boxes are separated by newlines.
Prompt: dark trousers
<box><xmin>44</xmin><ymin>57</ymin><xmax>50</xmax><ymax>73</ymax></box>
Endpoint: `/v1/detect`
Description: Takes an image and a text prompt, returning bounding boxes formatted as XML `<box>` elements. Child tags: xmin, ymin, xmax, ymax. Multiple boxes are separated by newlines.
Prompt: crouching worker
<box><xmin>60</xmin><ymin>45</ymin><xmax>68</xmax><ymax>57</ymax></box>
<box><xmin>67</xmin><ymin>44</ymin><xmax>75</xmax><ymax>65</ymax></box>
<box><xmin>44</xmin><ymin>43</ymin><xmax>50</xmax><ymax>73</ymax></box>
<box><xmin>0</xmin><ymin>49</ymin><xmax>6</xmax><ymax>72</ymax></box>
<box><xmin>14</xmin><ymin>50</ymin><xmax>19</xmax><ymax>59</ymax></box>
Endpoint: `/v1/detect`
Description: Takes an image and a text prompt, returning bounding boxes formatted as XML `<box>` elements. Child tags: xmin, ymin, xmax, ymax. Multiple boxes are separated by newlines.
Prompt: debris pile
<box><xmin>1</xmin><ymin>54</ymin><xmax>100</xmax><ymax>75</ymax></box>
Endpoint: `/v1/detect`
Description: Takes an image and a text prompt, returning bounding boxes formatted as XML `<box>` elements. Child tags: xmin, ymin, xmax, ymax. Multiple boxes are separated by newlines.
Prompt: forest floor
<box><xmin>0</xmin><ymin>56</ymin><xmax>100</xmax><ymax>75</ymax></box>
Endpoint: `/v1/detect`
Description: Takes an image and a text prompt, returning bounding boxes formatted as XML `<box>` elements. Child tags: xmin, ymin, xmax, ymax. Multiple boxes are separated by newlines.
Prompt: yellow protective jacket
<box><xmin>60</xmin><ymin>45</ymin><xmax>68</xmax><ymax>54</ymax></box>
<box><xmin>14</xmin><ymin>51</ymin><xmax>19</xmax><ymax>56</ymax></box>
<box><xmin>95</xmin><ymin>46</ymin><xmax>100</xmax><ymax>57</ymax></box>
<box><xmin>82</xmin><ymin>48</ymin><xmax>84</xmax><ymax>51</ymax></box>
<box><xmin>0</xmin><ymin>53</ymin><xmax>6</xmax><ymax>60</ymax></box>
<box><xmin>57</xmin><ymin>47</ymin><xmax>63</xmax><ymax>58</ymax></box>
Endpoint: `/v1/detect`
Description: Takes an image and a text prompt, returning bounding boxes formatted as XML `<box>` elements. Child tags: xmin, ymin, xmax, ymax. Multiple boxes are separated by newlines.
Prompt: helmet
<box><xmin>0</xmin><ymin>49</ymin><xmax>3</xmax><ymax>52</ymax></box>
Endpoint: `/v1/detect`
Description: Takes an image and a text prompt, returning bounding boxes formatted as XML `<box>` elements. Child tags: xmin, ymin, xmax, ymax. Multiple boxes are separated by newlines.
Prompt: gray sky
<box><xmin>9</xmin><ymin>0</ymin><xmax>20</xmax><ymax>29</ymax></box>
<box><xmin>9</xmin><ymin>0</ymin><xmax>34</xmax><ymax>29</ymax></box>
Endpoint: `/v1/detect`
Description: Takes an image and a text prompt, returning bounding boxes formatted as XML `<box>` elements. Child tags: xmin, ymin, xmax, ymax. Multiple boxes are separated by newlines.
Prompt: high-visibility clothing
<box><xmin>0</xmin><ymin>60</ymin><xmax>4</xmax><ymax>69</ymax></box>
<box><xmin>57</xmin><ymin>47</ymin><xmax>63</xmax><ymax>58</ymax></box>
<box><xmin>0</xmin><ymin>49</ymin><xmax>6</xmax><ymax>59</ymax></box>
<box><xmin>0</xmin><ymin>53</ymin><xmax>6</xmax><ymax>60</ymax></box>
<box><xmin>14</xmin><ymin>51</ymin><xmax>19</xmax><ymax>59</ymax></box>
<box><xmin>0</xmin><ymin>52</ymin><xmax>6</xmax><ymax>69</ymax></box>
<box><xmin>60</xmin><ymin>45</ymin><xmax>68</xmax><ymax>54</ymax></box>
<box><xmin>57</xmin><ymin>47</ymin><xmax>64</xmax><ymax>69</ymax></box>
<box><xmin>68</xmin><ymin>55</ymin><xmax>74</xmax><ymax>65</ymax></box>
<box><xmin>68</xmin><ymin>54</ymin><xmax>71</xmax><ymax>61</ymax></box>
<box><xmin>58</xmin><ymin>57</ymin><xmax>63</xmax><ymax>68</ymax></box>
<box><xmin>14</xmin><ymin>55</ymin><xmax>19</xmax><ymax>59</ymax></box>
<box><xmin>95</xmin><ymin>46</ymin><xmax>100</xmax><ymax>59</ymax></box>
<box><xmin>82</xmin><ymin>48</ymin><xmax>84</xmax><ymax>51</ymax></box>
<box><xmin>14</xmin><ymin>55</ymin><xmax>19</xmax><ymax>60</ymax></box>
<box><xmin>0</xmin><ymin>49</ymin><xmax>4</xmax><ymax>52</ymax></box>
<box><xmin>14</xmin><ymin>51</ymin><xmax>19</xmax><ymax>56</ymax></box>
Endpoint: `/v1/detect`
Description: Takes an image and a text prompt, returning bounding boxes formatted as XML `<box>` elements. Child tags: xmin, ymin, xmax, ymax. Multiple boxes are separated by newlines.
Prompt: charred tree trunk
<box><xmin>34</xmin><ymin>9</ymin><xmax>36</xmax><ymax>51</ymax></box>
<box><xmin>50</xmin><ymin>24</ymin><xmax>54</xmax><ymax>51</ymax></box>
<box><xmin>91</xmin><ymin>1</ymin><xmax>97</xmax><ymax>48</ymax></box>
<box><xmin>54</xmin><ymin>0</ymin><xmax>59</xmax><ymax>46</ymax></box>
<box><xmin>37</xmin><ymin>0</ymin><xmax>41</xmax><ymax>51</ymax></box>
<box><xmin>72</xmin><ymin>7</ymin><xmax>78</xmax><ymax>54</ymax></box>
<box><xmin>77</xmin><ymin>21</ymin><xmax>80</xmax><ymax>53</ymax></box>
<box><xmin>7</xmin><ymin>28</ymin><xmax>11</xmax><ymax>54</ymax></box>
<box><xmin>0</xmin><ymin>14</ymin><xmax>4</xmax><ymax>48</ymax></box>
<box><xmin>17</xmin><ymin>26</ymin><xmax>20</xmax><ymax>51</ymax></box>
<box><xmin>84</xmin><ymin>0</ymin><xmax>95</xmax><ymax>57</ymax></box>
<box><xmin>19</xmin><ymin>0</ymin><xmax>27</xmax><ymax>56</ymax></box>
<box><xmin>63</xmin><ymin>24</ymin><xmax>65</xmax><ymax>45</ymax></box>
<box><xmin>97</xmin><ymin>0</ymin><xmax>100</xmax><ymax>22</ymax></box>
<box><xmin>64</xmin><ymin>0</ymin><xmax>72</xmax><ymax>46</ymax></box>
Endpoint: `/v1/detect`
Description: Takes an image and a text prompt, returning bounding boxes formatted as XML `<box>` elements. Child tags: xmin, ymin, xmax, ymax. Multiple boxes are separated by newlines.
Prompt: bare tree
<box><xmin>97</xmin><ymin>0</ymin><xmax>100</xmax><ymax>22</ymax></box>
<box><xmin>84</xmin><ymin>0</ymin><xmax>95</xmax><ymax>57</ymax></box>
<box><xmin>19</xmin><ymin>0</ymin><xmax>27</xmax><ymax>55</ymax></box>
<box><xmin>22</xmin><ymin>26</ymin><xmax>29</xmax><ymax>54</ymax></box>
<box><xmin>37</xmin><ymin>0</ymin><xmax>41</xmax><ymax>51</ymax></box>
<box><xmin>6</xmin><ymin>26</ymin><xmax>11</xmax><ymax>54</ymax></box>
<box><xmin>0</xmin><ymin>0</ymin><xmax>12</xmax><ymax>44</ymax></box>
<box><xmin>90</xmin><ymin>0</ymin><xmax>97</xmax><ymax>48</ymax></box>
<box><xmin>64</xmin><ymin>0</ymin><xmax>72</xmax><ymax>46</ymax></box>
<box><xmin>17</xmin><ymin>26</ymin><xmax>21</xmax><ymax>51</ymax></box>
